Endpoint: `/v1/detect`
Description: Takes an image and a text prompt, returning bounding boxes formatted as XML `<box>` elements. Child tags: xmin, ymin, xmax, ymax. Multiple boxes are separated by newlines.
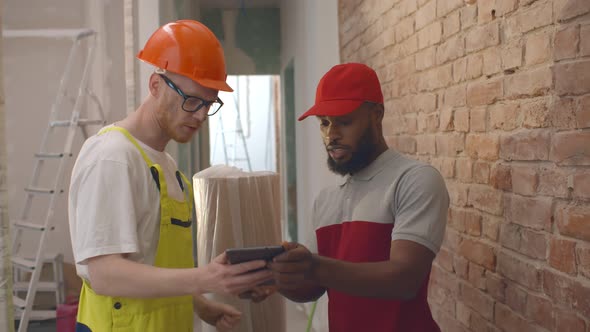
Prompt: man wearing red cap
<box><xmin>268</xmin><ymin>63</ymin><xmax>449</xmax><ymax>331</ymax></box>
<box><xmin>68</xmin><ymin>20</ymin><xmax>271</xmax><ymax>331</ymax></box>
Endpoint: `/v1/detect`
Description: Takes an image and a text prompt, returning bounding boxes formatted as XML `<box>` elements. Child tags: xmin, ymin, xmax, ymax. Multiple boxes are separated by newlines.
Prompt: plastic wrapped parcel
<box><xmin>193</xmin><ymin>165</ymin><xmax>285</xmax><ymax>332</ymax></box>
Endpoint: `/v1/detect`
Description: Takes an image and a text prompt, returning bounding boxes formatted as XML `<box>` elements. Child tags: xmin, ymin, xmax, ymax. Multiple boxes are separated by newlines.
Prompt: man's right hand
<box><xmin>266</xmin><ymin>242</ymin><xmax>326</xmax><ymax>303</ymax></box>
<box><xmin>196</xmin><ymin>252</ymin><xmax>273</xmax><ymax>296</ymax></box>
<box><xmin>268</xmin><ymin>242</ymin><xmax>315</xmax><ymax>290</ymax></box>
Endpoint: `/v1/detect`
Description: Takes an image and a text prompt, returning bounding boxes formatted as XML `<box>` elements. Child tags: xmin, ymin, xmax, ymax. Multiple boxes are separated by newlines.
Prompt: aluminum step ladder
<box><xmin>4</xmin><ymin>28</ymin><xmax>106</xmax><ymax>332</ymax></box>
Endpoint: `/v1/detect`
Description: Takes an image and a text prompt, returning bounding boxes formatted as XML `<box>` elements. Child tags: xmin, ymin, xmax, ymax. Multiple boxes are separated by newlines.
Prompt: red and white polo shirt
<box><xmin>308</xmin><ymin>149</ymin><xmax>449</xmax><ymax>332</ymax></box>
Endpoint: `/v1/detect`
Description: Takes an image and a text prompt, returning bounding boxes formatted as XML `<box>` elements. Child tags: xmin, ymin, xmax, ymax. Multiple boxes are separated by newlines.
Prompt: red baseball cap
<box><xmin>298</xmin><ymin>63</ymin><xmax>383</xmax><ymax>121</ymax></box>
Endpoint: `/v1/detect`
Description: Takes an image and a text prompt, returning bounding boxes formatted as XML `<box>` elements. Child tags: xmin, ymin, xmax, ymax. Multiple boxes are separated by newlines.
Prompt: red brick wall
<box><xmin>338</xmin><ymin>0</ymin><xmax>590</xmax><ymax>331</ymax></box>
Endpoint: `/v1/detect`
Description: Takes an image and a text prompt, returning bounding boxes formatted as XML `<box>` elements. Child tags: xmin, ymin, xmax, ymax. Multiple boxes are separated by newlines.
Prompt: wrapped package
<box><xmin>193</xmin><ymin>165</ymin><xmax>285</xmax><ymax>332</ymax></box>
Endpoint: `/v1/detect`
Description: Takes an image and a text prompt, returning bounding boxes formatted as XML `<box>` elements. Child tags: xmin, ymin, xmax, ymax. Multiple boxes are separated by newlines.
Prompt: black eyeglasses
<box><xmin>159</xmin><ymin>74</ymin><xmax>224</xmax><ymax>116</ymax></box>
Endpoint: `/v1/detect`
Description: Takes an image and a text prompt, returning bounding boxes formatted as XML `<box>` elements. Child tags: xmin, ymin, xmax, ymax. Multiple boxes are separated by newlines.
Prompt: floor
<box><xmin>193</xmin><ymin>300</ymin><xmax>311</xmax><ymax>331</ymax></box>
<box><xmin>286</xmin><ymin>300</ymin><xmax>311</xmax><ymax>332</ymax></box>
<box><xmin>14</xmin><ymin>320</ymin><xmax>56</xmax><ymax>332</ymax></box>
<box><xmin>14</xmin><ymin>300</ymin><xmax>310</xmax><ymax>332</ymax></box>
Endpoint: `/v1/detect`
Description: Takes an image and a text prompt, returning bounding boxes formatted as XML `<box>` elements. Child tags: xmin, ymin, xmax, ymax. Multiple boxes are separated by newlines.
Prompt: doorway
<box><xmin>208</xmin><ymin>75</ymin><xmax>280</xmax><ymax>173</ymax></box>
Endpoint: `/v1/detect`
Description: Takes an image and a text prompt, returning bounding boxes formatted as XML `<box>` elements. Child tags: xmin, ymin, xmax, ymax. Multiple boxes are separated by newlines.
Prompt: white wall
<box><xmin>136</xmin><ymin>0</ymin><xmax>161</xmax><ymax>104</ymax></box>
<box><xmin>3</xmin><ymin>0</ymin><xmax>126</xmax><ymax>264</ymax></box>
<box><xmin>280</xmin><ymin>0</ymin><xmax>340</xmax><ymax>257</ymax></box>
<box><xmin>280</xmin><ymin>1</ymin><xmax>340</xmax><ymax>331</ymax></box>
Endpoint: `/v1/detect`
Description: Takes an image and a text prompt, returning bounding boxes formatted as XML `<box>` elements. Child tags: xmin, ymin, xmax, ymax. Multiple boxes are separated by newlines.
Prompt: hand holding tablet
<box><xmin>225</xmin><ymin>245</ymin><xmax>286</xmax><ymax>265</ymax></box>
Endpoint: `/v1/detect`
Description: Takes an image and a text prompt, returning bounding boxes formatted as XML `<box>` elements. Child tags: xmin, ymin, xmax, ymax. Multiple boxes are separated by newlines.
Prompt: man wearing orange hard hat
<box><xmin>68</xmin><ymin>20</ymin><xmax>271</xmax><ymax>331</ymax></box>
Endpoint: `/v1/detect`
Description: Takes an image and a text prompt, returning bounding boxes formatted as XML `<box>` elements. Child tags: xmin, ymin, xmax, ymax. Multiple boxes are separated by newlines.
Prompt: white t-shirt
<box><xmin>68</xmin><ymin>125</ymin><xmax>186</xmax><ymax>281</ymax></box>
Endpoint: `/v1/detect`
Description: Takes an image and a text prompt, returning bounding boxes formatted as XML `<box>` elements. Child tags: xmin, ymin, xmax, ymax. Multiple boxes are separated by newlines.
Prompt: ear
<box><xmin>373</xmin><ymin>104</ymin><xmax>384</xmax><ymax>122</ymax></box>
<box><xmin>372</xmin><ymin>104</ymin><xmax>385</xmax><ymax>134</ymax></box>
<box><xmin>148</xmin><ymin>73</ymin><xmax>162</xmax><ymax>98</ymax></box>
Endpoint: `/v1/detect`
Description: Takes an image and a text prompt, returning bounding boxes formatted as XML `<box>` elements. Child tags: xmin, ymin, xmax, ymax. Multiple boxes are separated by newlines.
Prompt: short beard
<box><xmin>327</xmin><ymin>128</ymin><xmax>377</xmax><ymax>176</ymax></box>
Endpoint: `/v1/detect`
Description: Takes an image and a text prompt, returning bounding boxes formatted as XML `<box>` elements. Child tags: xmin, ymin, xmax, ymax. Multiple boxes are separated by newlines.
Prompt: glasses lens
<box><xmin>182</xmin><ymin>97</ymin><xmax>204</xmax><ymax>112</ymax></box>
<box><xmin>207</xmin><ymin>102</ymin><xmax>223</xmax><ymax>116</ymax></box>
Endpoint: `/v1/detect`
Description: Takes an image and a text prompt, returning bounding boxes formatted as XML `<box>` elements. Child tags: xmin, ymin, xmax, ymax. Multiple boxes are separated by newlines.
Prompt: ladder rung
<box><xmin>43</xmin><ymin>253</ymin><xmax>63</xmax><ymax>262</ymax></box>
<box><xmin>35</xmin><ymin>152</ymin><xmax>66</xmax><ymax>159</ymax></box>
<box><xmin>25</xmin><ymin>187</ymin><xmax>56</xmax><ymax>194</ymax></box>
<box><xmin>12</xmin><ymin>257</ymin><xmax>36</xmax><ymax>271</ymax></box>
<box><xmin>14</xmin><ymin>253</ymin><xmax>63</xmax><ymax>263</ymax></box>
<box><xmin>78</xmin><ymin>119</ymin><xmax>105</xmax><ymax>126</ymax></box>
<box><xmin>11</xmin><ymin>253</ymin><xmax>60</xmax><ymax>271</ymax></box>
<box><xmin>13</xmin><ymin>220</ymin><xmax>46</xmax><ymax>231</ymax></box>
<box><xmin>50</xmin><ymin>120</ymin><xmax>72</xmax><ymax>127</ymax></box>
<box><xmin>13</xmin><ymin>295</ymin><xmax>26</xmax><ymax>309</ymax></box>
<box><xmin>29</xmin><ymin>310</ymin><xmax>57</xmax><ymax>321</ymax></box>
<box><xmin>14</xmin><ymin>309</ymin><xmax>57</xmax><ymax>321</ymax></box>
<box><xmin>51</xmin><ymin>119</ymin><xmax>104</xmax><ymax>127</ymax></box>
<box><xmin>14</xmin><ymin>281</ymin><xmax>59</xmax><ymax>292</ymax></box>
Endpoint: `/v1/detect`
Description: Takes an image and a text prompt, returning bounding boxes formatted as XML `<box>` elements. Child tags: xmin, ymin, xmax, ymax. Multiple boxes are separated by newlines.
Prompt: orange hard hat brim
<box><xmin>197</xmin><ymin>77</ymin><xmax>234</xmax><ymax>92</ymax></box>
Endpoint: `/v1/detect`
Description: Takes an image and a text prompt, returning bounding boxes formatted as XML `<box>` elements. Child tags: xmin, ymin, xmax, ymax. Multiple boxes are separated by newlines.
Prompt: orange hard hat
<box><xmin>137</xmin><ymin>20</ymin><xmax>233</xmax><ymax>92</ymax></box>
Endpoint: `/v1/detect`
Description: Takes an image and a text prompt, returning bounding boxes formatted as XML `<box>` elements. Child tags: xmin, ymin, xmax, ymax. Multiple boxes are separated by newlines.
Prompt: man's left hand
<box><xmin>195</xmin><ymin>297</ymin><xmax>241</xmax><ymax>331</ymax></box>
<box><xmin>238</xmin><ymin>284</ymin><xmax>277</xmax><ymax>303</ymax></box>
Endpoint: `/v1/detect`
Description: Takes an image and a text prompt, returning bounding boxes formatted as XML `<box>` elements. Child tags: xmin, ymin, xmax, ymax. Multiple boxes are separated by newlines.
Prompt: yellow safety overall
<box><xmin>76</xmin><ymin>126</ymin><xmax>195</xmax><ymax>331</ymax></box>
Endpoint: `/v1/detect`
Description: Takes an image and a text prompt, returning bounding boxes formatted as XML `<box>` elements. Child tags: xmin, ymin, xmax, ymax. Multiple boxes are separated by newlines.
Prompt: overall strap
<box><xmin>176</xmin><ymin>171</ymin><xmax>194</xmax><ymax>213</ymax></box>
<box><xmin>98</xmin><ymin>126</ymin><xmax>154</xmax><ymax>166</ymax></box>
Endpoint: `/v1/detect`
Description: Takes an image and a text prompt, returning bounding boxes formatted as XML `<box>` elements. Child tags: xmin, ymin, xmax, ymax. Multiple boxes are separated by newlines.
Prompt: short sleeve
<box><xmin>391</xmin><ymin>166</ymin><xmax>449</xmax><ymax>254</ymax></box>
<box><xmin>301</xmin><ymin>197</ymin><xmax>320</xmax><ymax>254</ymax></box>
<box><xmin>70</xmin><ymin>160</ymin><xmax>140</xmax><ymax>265</ymax></box>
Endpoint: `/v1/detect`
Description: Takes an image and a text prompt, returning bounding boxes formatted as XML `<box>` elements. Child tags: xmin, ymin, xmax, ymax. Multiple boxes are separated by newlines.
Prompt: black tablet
<box><xmin>225</xmin><ymin>245</ymin><xmax>285</xmax><ymax>264</ymax></box>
